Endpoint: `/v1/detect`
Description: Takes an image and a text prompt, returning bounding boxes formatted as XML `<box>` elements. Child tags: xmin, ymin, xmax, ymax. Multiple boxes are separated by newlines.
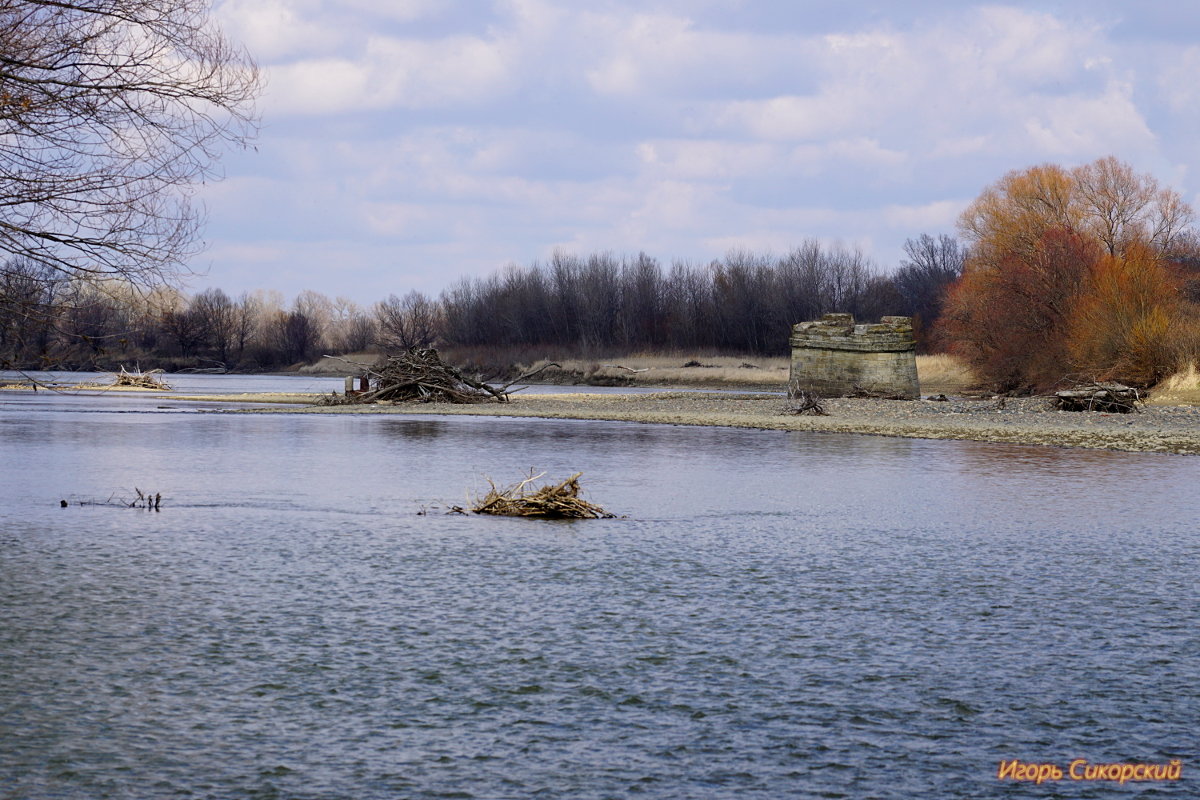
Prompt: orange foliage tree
<box><xmin>942</xmin><ymin>157</ymin><xmax>1197</xmax><ymax>391</ymax></box>
<box><xmin>1067</xmin><ymin>242</ymin><xmax>1185</xmax><ymax>387</ymax></box>
<box><xmin>941</xmin><ymin>228</ymin><xmax>1097</xmax><ymax>391</ymax></box>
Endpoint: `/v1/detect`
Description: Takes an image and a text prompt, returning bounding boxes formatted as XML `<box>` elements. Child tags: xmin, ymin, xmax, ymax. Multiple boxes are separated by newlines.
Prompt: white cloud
<box><xmin>338</xmin><ymin>0</ymin><xmax>442</xmax><ymax>23</ymax></box>
<box><xmin>215</xmin><ymin>0</ymin><xmax>347</xmax><ymax>61</ymax></box>
<box><xmin>266</xmin><ymin>33</ymin><xmax>515</xmax><ymax>114</ymax></box>
<box><xmin>583</xmin><ymin>12</ymin><xmax>806</xmax><ymax>97</ymax></box>
<box><xmin>195</xmin><ymin>1</ymin><xmax>1200</xmax><ymax>303</ymax></box>
<box><xmin>636</xmin><ymin>140</ymin><xmax>779</xmax><ymax>179</ymax></box>
<box><xmin>1022</xmin><ymin>80</ymin><xmax>1155</xmax><ymax>157</ymax></box>
<box><xmin>698</xmin><ymin>5</ymin><xmax>1146</xmax><ymax>165</ymax></box>
<box><xmin>882</xmin><ymin>200</ymin><xmax>965</xmax><ymax>231</ymax></box>
<box><xmin>362</xmin><ymin>202</ymin><xmax>435</xmax><ymax>236</ymax></box>
<box><xmin>1157</xmin><ymin>45</ymin><xmax>1200</xmax><ymax>116</ymax></box>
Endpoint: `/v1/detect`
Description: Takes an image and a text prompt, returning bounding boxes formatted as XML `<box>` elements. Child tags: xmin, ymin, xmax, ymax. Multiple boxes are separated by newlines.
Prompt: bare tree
<box><xmin>190</xmin><ymin>287</ymin><xmax>235</xmax><ymax>364</ymax></box>
<box><xmin>0</xmin><ymin>256</ymin><xmax>61</xmax><ymax>363</ymax></box>
<box><xmin>376</xmin><ymin>291</ymin><xmax>439</xmax><ymax>350</ymax></box>
<box><xmin>160</xmin><ymin>299</ymin><xmax>203</xmax><ymax>358</ymax></box>
<box><xmin>0</xmin><ymin>0</ymin><xmax>259</xmax><ymax>288</ymax></box>
<box><xmin>230</xmin><ymin>292</ymin><xmax>259</xmax><ymax>364</ymax></box>
<box><xmin>894</xmin><ymin>233</ymin><xmax>966</xmax><ymax>347</ymax></box>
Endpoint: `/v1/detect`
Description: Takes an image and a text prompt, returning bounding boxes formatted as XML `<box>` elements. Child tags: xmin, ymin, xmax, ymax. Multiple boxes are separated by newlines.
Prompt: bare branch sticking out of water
<box><xmin>61</xmin><ymin>488</ymin><xmax>162</xmax><ymax>510</ymax></box>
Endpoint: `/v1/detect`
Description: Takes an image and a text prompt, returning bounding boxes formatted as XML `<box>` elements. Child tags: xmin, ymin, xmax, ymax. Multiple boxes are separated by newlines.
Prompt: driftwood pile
<box><xmin>112</xmin><ymin>366</ymin><xmax>171</xmax><ymax>390</ymax></box>
<box><xmin>782</xmin><ymin>379</ymin><xmax>828</xmax><ymax>416</ymax></box>
<box><xmin>1053</xmin><ymin>382</ymin><xmax>1141</xmax><ymax>413</ymax></box>
<box><xmin>471</xmin><ymin>471</ymin><xmax>616</xmax><ymax>519</ymax></box>
<box><xmin>367</xmin><ymin>348</ymin><xmax>507</xmax><ymax>403</ymax></box>
<box><xmin>323</xmin><ymin>348</ymin><xmax>557</xmax><ymax>405</ymax></box>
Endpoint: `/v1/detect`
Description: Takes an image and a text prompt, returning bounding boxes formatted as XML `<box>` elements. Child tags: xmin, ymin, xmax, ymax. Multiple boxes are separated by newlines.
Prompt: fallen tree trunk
<box><xmin>1053</xmin><ymin>382</ymin><xmax>1141</xmax><ymax>413</ymax></box>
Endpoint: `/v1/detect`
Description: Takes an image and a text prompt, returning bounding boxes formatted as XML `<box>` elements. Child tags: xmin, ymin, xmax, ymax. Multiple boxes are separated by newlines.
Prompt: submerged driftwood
<box><xmin>470</xmin><ymin>471</ymin><xmax>616</xmax><ymax>519</ymax></box>
<box><xmin>61</xmin><ymin>487</ymin><xmax>162</xmax><ymax>510</ymax></box>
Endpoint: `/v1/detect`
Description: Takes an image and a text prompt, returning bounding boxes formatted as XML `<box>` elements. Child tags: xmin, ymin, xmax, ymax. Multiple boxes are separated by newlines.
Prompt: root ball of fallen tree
<box><xmin>471</xmin><ymin>471</ymin><xmax>616</xmax><ymax>519</ymax></box>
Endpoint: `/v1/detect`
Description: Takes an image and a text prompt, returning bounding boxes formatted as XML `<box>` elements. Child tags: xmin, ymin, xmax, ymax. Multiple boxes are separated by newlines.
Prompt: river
<box><xmin>1</xmin><ymin>374</ymin><xmax>1196</xmax><ymax>798</ymax></box>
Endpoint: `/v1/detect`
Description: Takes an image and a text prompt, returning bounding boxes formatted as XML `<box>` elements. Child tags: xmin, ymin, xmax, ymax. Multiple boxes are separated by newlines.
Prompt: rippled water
<box><xmin>1</xmin><ymin>378</ymin><xmax>1197</xmax><ymax>798</ymax></box>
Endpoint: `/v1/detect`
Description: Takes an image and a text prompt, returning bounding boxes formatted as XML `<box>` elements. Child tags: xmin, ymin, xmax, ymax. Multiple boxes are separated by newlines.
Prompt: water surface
<box><xmin>1</xmin><ymin>379</ymin><xmax>1196</xmax><ymax>798</ymax></box>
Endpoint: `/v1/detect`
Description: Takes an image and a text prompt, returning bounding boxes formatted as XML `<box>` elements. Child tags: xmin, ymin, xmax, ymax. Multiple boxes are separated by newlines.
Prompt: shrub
<box><xmin>1068</xmin><ymin>243</ymin><xmax>1188</xmax><ymax>387</ymax></box>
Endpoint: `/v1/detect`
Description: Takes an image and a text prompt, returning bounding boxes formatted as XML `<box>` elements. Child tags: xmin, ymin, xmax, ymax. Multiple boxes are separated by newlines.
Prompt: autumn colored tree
<box><xmin>943</xmin><ymin>157</ymin><xmax>1198</xmax><ymax>391</ymax></box>
<box><xmin>1067</xmin><ymin>242</ymin><xmax>1186</xmax><ymax>387</ymax></box>
<box><xmin>942</xmin><ymin>228</ymin><xmax>1098</xmax><ymax>390</ymax></box>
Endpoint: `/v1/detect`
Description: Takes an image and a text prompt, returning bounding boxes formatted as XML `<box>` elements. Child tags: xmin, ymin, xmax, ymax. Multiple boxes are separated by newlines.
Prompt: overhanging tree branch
<box><xmin>0</xmin><ymin>0</ymin><xmax>260</xmax><ymax>288</ymax></box>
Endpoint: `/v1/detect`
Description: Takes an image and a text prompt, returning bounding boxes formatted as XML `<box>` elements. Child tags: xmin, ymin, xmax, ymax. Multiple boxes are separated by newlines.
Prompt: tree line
<box><xmin>5</xmin><ymin>149</ymin><xmax>1198</xmax><ymax>389</ymax></box>
<box><xmin>440</xmin><ymin>240</ymin><xmax>962</xmax><ymax>355</ymax></box>
<box><xmin>0</xmin><ymin>236</ymin><xmax>965</xmax><ymax>371</ymax></box>
<box><xmin>3</xmin><ymin>8</ymin><xmax>1199</xmax><ymax>392</ymax></box>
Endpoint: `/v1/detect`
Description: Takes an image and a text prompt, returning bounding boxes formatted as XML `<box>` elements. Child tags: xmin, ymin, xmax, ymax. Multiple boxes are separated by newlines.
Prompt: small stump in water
<box><xmin>472</xmin><ymin>472</ymin><xmax>616</xmax><ymax>519</ymax></box>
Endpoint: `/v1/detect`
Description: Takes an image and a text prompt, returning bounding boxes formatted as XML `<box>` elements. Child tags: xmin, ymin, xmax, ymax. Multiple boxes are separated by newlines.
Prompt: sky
<box><xmin>193</xmin><ymin>0</ymin><xmax>1200</xmax><ymax>306</ymax></box>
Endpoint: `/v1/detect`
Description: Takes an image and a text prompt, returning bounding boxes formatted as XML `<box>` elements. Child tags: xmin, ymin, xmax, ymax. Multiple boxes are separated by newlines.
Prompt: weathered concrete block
<box><xmin>789</xmin><ymin>313</ymin><xmax>919</xmax><ymax>399</ymax></box>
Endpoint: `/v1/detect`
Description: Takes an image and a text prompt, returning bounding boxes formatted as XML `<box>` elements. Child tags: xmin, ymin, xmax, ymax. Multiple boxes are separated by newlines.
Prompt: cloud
<box><xmin>882</xmin><ymin>200</ymin><xmax>965</xmax><ymax>232</ymax></box>
<box><xmin>583</xmin><ymin>11</ymin><xmax>808</xmax><ymax>97</ymax></box>
<box><xmin>215</xmin><ymin>0</ymin><xmax>348</xmax><ymax>61</ymax></box>
<box><xmin>697</xmin><ymin>5</ymin><xmax>1146</xmax><ymax>165</ymax></box>
<box><xmin>194</xmin><ymin>1</ymin><xmax>1200</xmax><ymax>303</ymax></box>
<box><xmin>266</xmin><ymin>33</ymin><xmax>515</xmax><ymax>114</ymax></box>
<box><xmin>1022</xmin><ymin>79</ymin><xmax>1155</xmax><ymax>157</ymax></box>
<box><xmin>1157</xmin><ymin>45</ymin><xmax>1200</xmax><ymax>116</ymax></box>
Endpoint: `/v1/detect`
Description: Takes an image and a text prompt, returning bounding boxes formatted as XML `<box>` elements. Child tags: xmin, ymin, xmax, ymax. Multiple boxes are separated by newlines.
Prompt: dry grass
<box><xmin>521</xmin><ymin>354</ymin><xmax>790</xmax><ymax>386</ymax></box>
<box><xmin>304</xmin><ymin>349</ymin><xmax>980</xmax><ymax>395</ymax></box>
<box><xmin>916</xmin><ymin>354</ymin><xmax>977</xmax><ymax>394</ymax></box>
<box><xmin>298</xmin><ymin>352</ymin><xmax>379</xmax><ymax>375</ymax></box>
<box><xmin>1147</xmin><ymin>363</ymin><xmax>1200</xmax><ymax>406</ymax></box>
<box><xmin>1156</xmin><ymin>363</ymin><xmax>1200</xmax><ymax>391</ymax></box>
<box><xmin>516</xmin><ymin>352</ymin><xmax>980</xmax><ymax>394</ymax></box>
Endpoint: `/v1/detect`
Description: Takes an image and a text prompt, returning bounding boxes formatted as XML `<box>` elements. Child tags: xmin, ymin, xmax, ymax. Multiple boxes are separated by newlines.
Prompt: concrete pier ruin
<box><xmin>789</xmin><ymin>313</ymin><xmax>919</xmax><ymax>399</ymax></box>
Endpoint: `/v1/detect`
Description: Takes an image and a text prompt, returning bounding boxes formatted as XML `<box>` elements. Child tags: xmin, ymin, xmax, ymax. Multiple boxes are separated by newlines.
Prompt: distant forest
<box><xmin>0</xmin><ymin>236</ymin><xmax>965</xmax><ymax>371</ymax></box>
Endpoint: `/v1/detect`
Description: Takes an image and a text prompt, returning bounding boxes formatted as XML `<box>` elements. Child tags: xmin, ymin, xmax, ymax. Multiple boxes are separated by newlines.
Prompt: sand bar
<box><xmin>190</xmin><ymin>391</ymin><xmax>1200</xmax><ymax>455</ymax></box>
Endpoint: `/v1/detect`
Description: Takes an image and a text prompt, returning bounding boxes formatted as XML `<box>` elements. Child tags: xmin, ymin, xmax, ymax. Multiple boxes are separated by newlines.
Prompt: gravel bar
<box><xmin>250</xmin><ymin>392</ymin><xmax>1200</xmax><ymax>455</ymax></box>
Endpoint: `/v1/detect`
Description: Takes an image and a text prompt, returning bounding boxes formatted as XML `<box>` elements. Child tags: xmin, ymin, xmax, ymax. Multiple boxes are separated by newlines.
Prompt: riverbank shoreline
<box><xmin>215</xmin><ymin>391</ymin><xmax>1200</xmax><ymax>455</ymax></box>
<box><xmin>7</xmin><ymin>375</ymin><xmax>1198</xmax><ymax>454</ymax></box>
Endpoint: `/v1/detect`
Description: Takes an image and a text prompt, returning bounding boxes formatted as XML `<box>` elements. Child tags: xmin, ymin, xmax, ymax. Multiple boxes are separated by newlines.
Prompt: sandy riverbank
<box><xmin>207</xmin><ymin>391</ymin><xmax>1200</xmax><ymax>455</ymax></box>
<box><xmin>0</xmin><ymin>382</ymin><xmax>168</xmax><ymax>393</ymax></box>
